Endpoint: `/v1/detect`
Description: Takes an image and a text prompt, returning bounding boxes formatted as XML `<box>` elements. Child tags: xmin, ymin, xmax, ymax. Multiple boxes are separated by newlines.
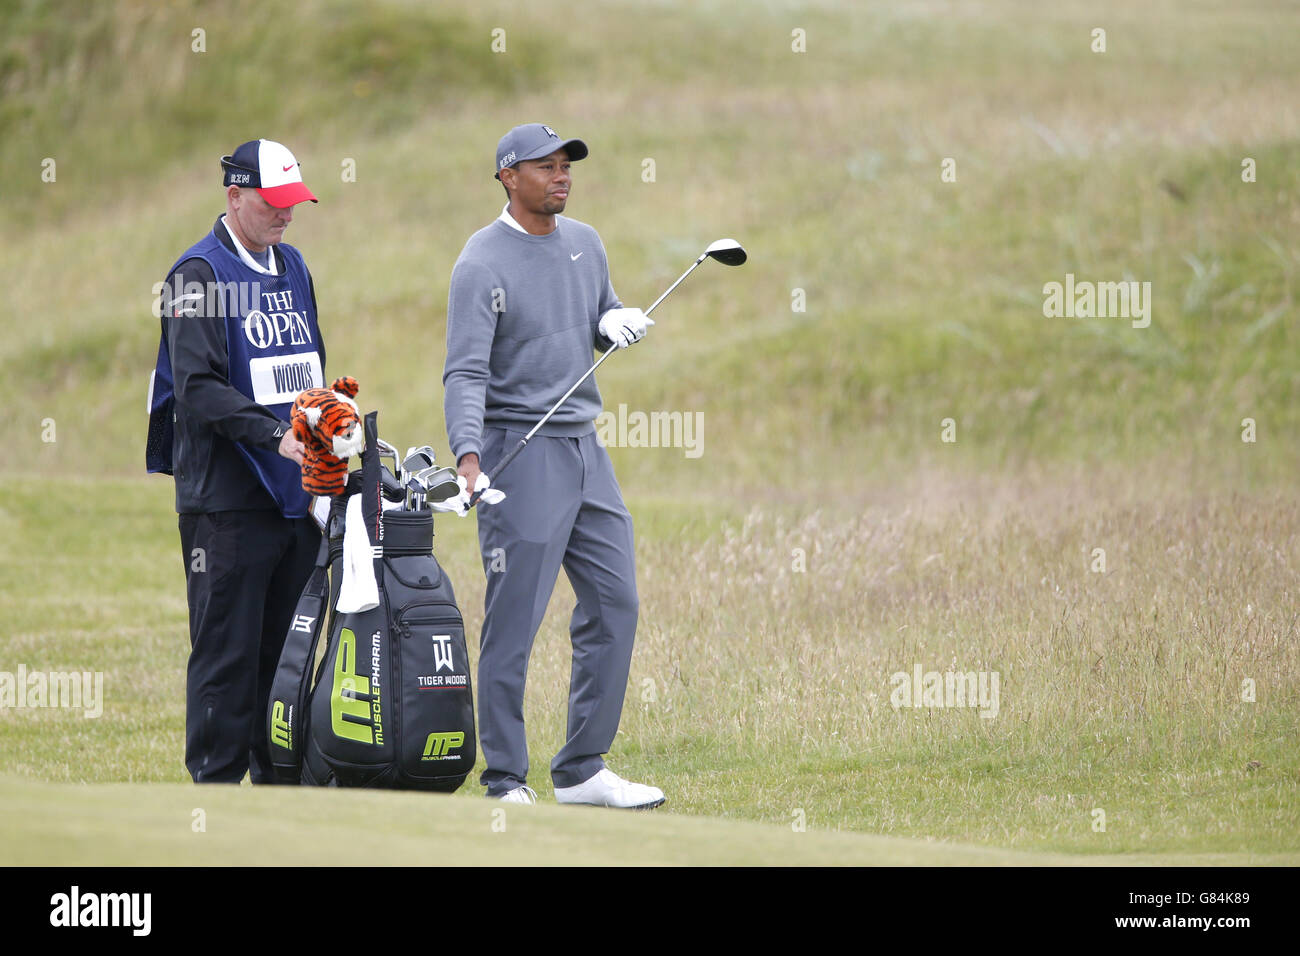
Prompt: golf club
<box><xmin>405</xmin><ymin>445</ymin><xmax>437</xmax><ymax>464</ymax></box>
<box><xmin>404</xmin><ymin>476</ymin><xmax>423</xmax><ymax>510</ymax></box>
<box><xmin>380</xmin><ymin>465</ymin><xmax>405</xmax><ymax>502</ymax></box>
<box><xmin>468</xmin><ymin>238</ymin><xmax>747</xmax><ymax>507</ymax></box>
<box><xmin>400</xmin><ymin>447</ymin><xmax>435</xmax><ymax>486</ymax></box>
<box><xmin>375</xmin><ymin>439</ymin><xmax>400</xmax><ymax>479</ymax></box>
<box><xmin>371</xmin><ymin>439</ymin><xmax>409</xmax><ymax>503</ymax></box>
<box><xmin>416</xmin><ymin>465</ymin><xmax>461</xmax><ymax>502</ymax></box>
<box><xmin>404</xmin><ymin>465</ymin><xmax>460</xmax><ymax>510</ymax></box>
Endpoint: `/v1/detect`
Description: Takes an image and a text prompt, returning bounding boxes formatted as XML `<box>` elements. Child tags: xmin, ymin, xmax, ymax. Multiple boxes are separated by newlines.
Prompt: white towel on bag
<box><xmin>336</xmin><ymin>493</ymin><xmax>379</xmax><ymax>613</ymax></box>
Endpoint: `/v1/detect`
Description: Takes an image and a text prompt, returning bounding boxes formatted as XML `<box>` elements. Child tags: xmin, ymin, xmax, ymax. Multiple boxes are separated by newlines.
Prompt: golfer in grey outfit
<box><xmin>442</xmin><ymin>124</ymin><xmax>664</xmax><ymax>809</ymax></box>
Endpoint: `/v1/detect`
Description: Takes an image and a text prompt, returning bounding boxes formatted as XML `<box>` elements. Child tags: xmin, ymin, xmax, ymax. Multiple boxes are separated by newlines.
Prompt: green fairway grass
<box><xmin>2</xmin><ymin>775</ymin><xmax>1292</xmax><ymax>866</ymax></box>
<box><xmin>2</xmin><ymin>0</ymin><xmax>1298</xmax><ymax>864</ymax></box>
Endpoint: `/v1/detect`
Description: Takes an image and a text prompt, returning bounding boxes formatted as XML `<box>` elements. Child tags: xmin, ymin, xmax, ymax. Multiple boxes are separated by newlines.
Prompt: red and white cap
<box><xmin>220</xmin><ymin>139</ymin><xmax>318</xmax><ymax>208</ymax></box>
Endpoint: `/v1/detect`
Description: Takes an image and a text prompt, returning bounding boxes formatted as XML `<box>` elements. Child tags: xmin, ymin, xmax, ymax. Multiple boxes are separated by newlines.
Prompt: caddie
<box><xmin>146</xmin><ymin>139</ymin><xmax>325</xmax><ymax>784</ymax></box>
<box><xmin>443</xmin><ymin>123</ymin><xmax>663</xmax><ymax>808</ymax></box>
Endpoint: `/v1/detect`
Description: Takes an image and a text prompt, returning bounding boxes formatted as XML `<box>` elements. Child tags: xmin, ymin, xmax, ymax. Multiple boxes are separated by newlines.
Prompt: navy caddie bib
<box><xmin>146</xmin><ymin>225</ymin><xmax>323</xmax><ymax>517</ymax></box>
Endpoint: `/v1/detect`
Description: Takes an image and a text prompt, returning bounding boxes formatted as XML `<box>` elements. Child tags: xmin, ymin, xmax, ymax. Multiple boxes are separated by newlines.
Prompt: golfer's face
<box><xmin>233</xmin><ymin>187</ymin><xmax>295</xmax><ymax>248</ymax></box>
<box><xmin>514</xmin><ymin>148</ymin><xmax>571</xmax><ymax>215</ymax></box>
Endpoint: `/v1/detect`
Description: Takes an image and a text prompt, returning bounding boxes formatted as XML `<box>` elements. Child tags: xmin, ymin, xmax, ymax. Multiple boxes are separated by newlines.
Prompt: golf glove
<box><xmin>432</xmin><ymin>474</ymin><xmax>506</xmax><ymax>516</ymax></box>
<box><xmin>598</xmin><ymin>307</ymin><xmax>654</xmax><ymax>349</ymax></box>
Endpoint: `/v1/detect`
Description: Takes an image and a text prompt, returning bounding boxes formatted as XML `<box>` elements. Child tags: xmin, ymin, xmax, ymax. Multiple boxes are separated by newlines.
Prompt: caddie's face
<box><xmin>506</xmin><ymin>148</ymin><xmax>571</xmax><ymax>215</ymax></box>
<box><xmin>228</xmin><ymin>185</ymin><xmax>295</xmax><ymax>250</ymax></box>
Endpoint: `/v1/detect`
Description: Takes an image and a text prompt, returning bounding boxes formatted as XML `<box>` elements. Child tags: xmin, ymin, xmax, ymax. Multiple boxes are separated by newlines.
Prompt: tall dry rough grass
<box><xmin>501</xmin><ymin>467</ymin><xmax>1299</xmax><ymax>846</ymax></box>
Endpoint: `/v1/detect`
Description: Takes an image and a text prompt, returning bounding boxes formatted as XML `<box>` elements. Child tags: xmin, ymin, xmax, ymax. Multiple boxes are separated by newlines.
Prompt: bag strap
<box><xmin>265</xmin><ymin>527</ymin><xmax>331</xmax><ymax>783</ymax></box>
<box><xmin>360</xmin><ymin>411</ymin><xmax>385</xmax><ymax>583</ymax></box>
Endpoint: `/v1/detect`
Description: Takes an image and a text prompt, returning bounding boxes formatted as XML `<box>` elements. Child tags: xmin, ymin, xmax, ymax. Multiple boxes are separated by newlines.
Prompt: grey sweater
<box><xmin>443</xmin><ymin>216</ymin><xmax>622</xmax><ymax>463</ymax></box>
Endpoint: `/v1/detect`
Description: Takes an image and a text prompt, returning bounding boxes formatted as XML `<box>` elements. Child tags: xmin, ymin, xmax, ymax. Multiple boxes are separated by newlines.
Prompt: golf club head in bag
<box><xmin>400</xmin><ymin>450</ymin><xmax>432</xmax><ymax>485</ymax></box>
<box><xmin>416</xmin><ymin>466</ymin><xmax>461</xmax><ymax>502</ymax></box>
<box><xmin>380</xmin><ymin>466</ymin><xmax>405</xmax><ymax>504</ymax></box>
<box><xmin>375</xmin><ymin>439</ymin><xmax>400</xmax><ymax>479</ymax></box>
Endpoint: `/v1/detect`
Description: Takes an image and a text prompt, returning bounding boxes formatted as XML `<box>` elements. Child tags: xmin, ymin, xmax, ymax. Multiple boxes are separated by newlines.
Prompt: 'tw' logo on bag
<box><xmin>431</xmin><ymin>634</ymin><xmax>455</xmax><ymax>672</ymax></box>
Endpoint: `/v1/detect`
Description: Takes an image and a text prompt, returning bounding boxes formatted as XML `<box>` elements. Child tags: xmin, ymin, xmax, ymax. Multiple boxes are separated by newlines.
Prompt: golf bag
<box><xmin>267</xmin><ymin>411</ymin><xmax>476</xmax><ymax>791</ymax></box>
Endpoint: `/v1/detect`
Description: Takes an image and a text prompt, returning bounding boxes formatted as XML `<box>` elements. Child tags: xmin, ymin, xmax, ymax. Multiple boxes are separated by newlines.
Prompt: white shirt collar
<box><xmin>497</xmin><ymin>203</ymin><xmax>528</xmax><ymax>234</ymax></box>
<box><xmin>220</xmin><ymin>214</ymin><xmax>280</xmax><ymax>275</ymax></box>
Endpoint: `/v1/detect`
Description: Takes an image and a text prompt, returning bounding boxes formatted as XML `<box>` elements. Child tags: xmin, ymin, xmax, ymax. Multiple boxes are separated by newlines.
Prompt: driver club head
<box><xmin>704</xmin><ymin>238</ymin><xmax>747</xmax><ymax>266</ymax></box>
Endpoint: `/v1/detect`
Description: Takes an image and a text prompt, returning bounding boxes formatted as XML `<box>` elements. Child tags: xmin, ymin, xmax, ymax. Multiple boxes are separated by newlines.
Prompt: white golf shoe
<box><xmin>554</xmin><ymin>769</ymin><xmax>665</xmax><ymax>810</ymax></box>
<box><xmin>497</xmin><ymin>785</ymin><xmax>538</xmax><ymax>804</ymax></box>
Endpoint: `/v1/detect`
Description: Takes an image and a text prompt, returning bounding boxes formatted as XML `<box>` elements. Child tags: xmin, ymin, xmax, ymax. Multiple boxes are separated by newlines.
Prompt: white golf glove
<box><xmin>431</xmin><ymin>474</ymin><xmax>506</xmax><ymax>516</ymax></box>
<box><xmin>598</xmin><ymin>307</ymin><xmax>654</xmax><ymax>349</ymax></box>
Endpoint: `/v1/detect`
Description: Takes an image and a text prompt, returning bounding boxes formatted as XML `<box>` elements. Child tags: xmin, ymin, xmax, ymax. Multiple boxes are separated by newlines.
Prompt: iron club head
<box><xmin>400</xmin><ymin>448</ymin><xmax>434</xmax><ymax>485</ymax></box>
<box><xmin>375</xmin><ymin>439</ymin><xmax>400</xmax><ymax>477</ymax></box>
<box><xmin>415</xmin><ymin>465</ymin><xmax>461</xmax><ymax>502</ymax></box>
<box><xmin>404</xmin><ymin>476</ymin><xmax>426</xmax><ymax>510</ymax></box>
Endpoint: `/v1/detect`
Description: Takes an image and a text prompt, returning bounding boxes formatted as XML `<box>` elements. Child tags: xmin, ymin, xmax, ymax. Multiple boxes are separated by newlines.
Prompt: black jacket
<box><xmin>163</xmin><ymin>218</ymin><xmax>324</xmax><ymax>513</ymax></box>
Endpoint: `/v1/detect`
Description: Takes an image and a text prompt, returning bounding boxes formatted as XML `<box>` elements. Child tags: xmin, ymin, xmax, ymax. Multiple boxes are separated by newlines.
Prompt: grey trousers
<box><xmin>474</xmin><ymin>426</ymin><xmax>639</xmax><ymax>795</ymax></box>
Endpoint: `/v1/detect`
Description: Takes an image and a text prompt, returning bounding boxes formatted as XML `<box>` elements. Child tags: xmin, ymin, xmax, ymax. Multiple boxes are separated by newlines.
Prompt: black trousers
<box><xmin>178</xmin><ymin>510</ymin><xmax>320</xmax><ymax>783</ymax></box>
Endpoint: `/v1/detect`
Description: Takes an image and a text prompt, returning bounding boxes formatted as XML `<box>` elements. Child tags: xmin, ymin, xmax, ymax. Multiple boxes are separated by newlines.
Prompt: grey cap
<box><xmin>494</xmin><ymin>123</ymin><xmax>589</xmax><ymax>180</ymax></box>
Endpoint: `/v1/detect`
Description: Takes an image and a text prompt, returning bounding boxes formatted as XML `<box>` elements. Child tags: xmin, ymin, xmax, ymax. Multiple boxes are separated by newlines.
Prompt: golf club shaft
<box><xmin>468</xmin><ymin>254</ymin><xmax>709</xmax><ymax>506</ymax></box>
<box><xmin>643</xmin><ymin>251</ymin><xmax>707</xmax><ymax>315</ymax></box>
<box><xmin>515</xmin><ymin>253</ymin><xmax>704</xmax><ymax>445</ymax></box>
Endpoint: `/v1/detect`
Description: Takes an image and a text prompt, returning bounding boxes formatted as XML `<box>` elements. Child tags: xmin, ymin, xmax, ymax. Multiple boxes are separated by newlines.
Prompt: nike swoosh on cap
<box><xmin>282</xmin><ymin>164</ymin><xmax>295</xmax><ymax>171</ymax></box>
<box><xmin>571</xmin><ymin>252</ymin><xmax>583</xmax><ymax>261</ymax></box>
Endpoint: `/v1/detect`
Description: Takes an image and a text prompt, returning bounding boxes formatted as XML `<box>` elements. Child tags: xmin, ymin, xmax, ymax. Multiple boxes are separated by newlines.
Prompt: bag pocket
<box><xmin>394</xmin><ymin>603</ymin><xmax>476</xmax><ymax>786</ymax></box>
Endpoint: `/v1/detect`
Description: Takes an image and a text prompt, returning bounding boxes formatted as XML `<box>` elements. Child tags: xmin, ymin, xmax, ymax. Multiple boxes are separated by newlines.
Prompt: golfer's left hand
<box><xmin>470</xmin><ymin>473</ymin><xmax>506</xmax><ymax>507</ymax></box>
<box><xmin>432</xmin><ymin>474</ymin><xmax>505</xmax><ymax>516</ymax></box>
<box><xmin>599</xmin><ymin>307</ymin><xmax>654</xmax><ymax>349</ymax></box>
